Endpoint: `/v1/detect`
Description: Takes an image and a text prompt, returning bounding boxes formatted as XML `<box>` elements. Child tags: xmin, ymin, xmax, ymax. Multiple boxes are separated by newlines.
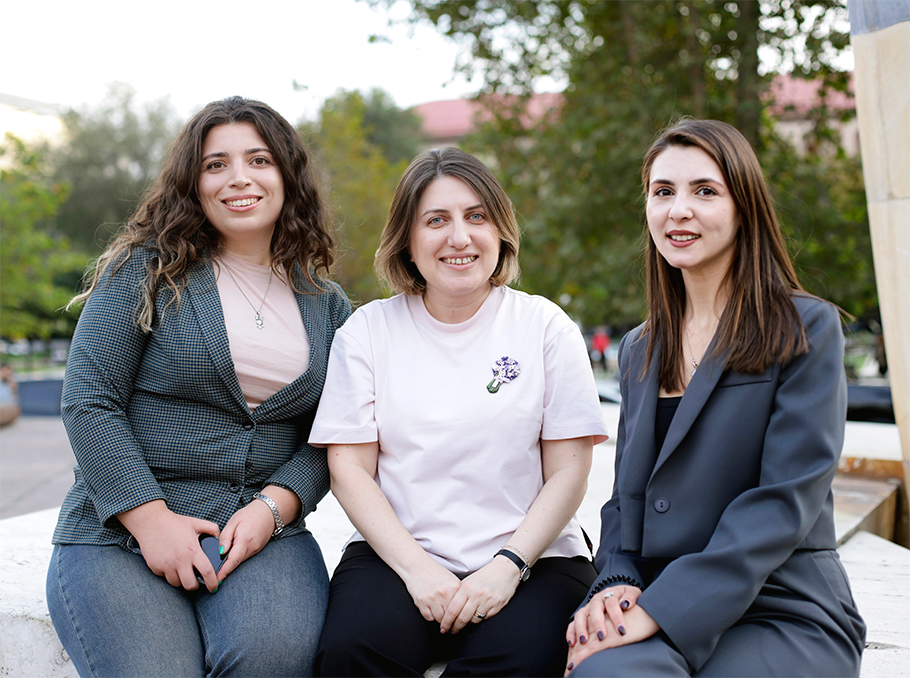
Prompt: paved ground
<box><xmin>0</xmin><ymin>416</ymin><xmax>79</xmax><ymax>520</ymax></box>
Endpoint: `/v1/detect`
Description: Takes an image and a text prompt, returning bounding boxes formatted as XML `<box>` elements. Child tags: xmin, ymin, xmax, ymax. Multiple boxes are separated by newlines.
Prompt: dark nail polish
<box><xmin>213</xmin><ymin>585</ymin><xmax>219</xmax><ymax>593</ymax></box>
<box><xmin>567</xmin><ymin>639</ymin><xmax>572</xmax><ymax>647</ymax></box>
<box><xmin>618</xmin><ymin>625</ymin><xmax>627</xmax><ymax>636</ymax></box>
<box><xmin>597</xmin><ymin>630</ymin><xmax>605</xmax><ymax>641</ymax></box>
<box><xmin>579</xmin><ymin>635</ymin><xmax>586</xmax><ymax>644</ymax></box>
<box><xmin>567</xmin><ymin>663</ymin><xmax>574</xmax><ymax>671</ymax></box>
<box><xmin>621</xmin><ymin>600</ymin><xmax>630</xmax><ymax>610</ymax></box>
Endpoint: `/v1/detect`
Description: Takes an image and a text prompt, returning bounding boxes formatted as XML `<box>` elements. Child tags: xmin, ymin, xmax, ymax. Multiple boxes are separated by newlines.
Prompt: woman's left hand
<box><xmin>440</xmin><ymin>555</ymin><xmax>520</xmax><ymax>633</ymax></box>
<box><xmin>215</xmin><ymin>499</ymin><xmax>275</xmax><ymax>581</ymax></box>
<box><xmin>564</xmin><ymin>605</ymin><xmax>659</xmax><ymax>676</ymax></box>
<box><xmin>217</xmin><ymin>485</ymin><xmax>301</xmax><ymax>582</ymax></box>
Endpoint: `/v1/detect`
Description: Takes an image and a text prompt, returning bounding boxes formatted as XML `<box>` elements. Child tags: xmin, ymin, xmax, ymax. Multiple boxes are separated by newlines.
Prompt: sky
<box><xmin>3</xmin><ymin>0</ymin><xmax>481</xmax><ymax>124</ymax></box>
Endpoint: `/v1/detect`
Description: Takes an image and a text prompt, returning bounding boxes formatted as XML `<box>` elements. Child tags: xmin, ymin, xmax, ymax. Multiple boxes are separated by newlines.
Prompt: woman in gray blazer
<box><xmin>46</xmin><ymin>97</ymin><xmax>350</xmax><ymax>677</ymax></box>
<box><xmin>566</xmin><ymin>120</ymin><xmax>865</xmax><ymax>677</ymax></box>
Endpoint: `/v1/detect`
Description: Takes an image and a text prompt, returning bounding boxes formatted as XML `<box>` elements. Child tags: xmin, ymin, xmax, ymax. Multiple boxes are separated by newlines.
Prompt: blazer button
<box><xmin>654</xmin><ymin>497</ymin><xmax>670</xmax><ymax>513</ymax></box>
<box><xmin>242</xmin><ymin>421</ymin><xmax>254</xmax><ymax>431</ymax></box>
<box><xmin>229</xmin><ymin>483</ymin><xmax>241</xmax><ymax>493</ymax></box>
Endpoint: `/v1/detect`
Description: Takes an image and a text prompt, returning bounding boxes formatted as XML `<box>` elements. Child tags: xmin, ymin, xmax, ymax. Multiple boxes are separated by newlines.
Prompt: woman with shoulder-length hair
<box><xmin>309</xmin><ymin>147</ymin><xmax>609</xmax><ymax>677</ymax></box>
<box><xmin>565</xmin><ymin>119</ymin><xmax>866</xmax><ymax>677</ymax></box>
<box><xmin>46</xmin><ymin>96</ymin><xmax>351</xmax><ymax>677</ymax></box>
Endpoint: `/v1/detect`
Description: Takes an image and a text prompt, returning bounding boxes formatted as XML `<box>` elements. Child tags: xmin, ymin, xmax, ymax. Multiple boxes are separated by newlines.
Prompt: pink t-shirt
<box><xmin>310</xmin><ymin>285</ymin><xmax>608</xmax><ymax>574</ymax></box>
<box><xmin>213</xmin><ymin>253</ymin><xmax>310</xmax><ymax>409</ymax></box>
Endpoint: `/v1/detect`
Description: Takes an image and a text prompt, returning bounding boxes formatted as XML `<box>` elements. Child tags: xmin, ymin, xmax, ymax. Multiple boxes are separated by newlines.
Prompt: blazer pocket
<box><xmin>717</xmin><ymin>368</ymin><xmax>774</xmax><ymax>388</ymax></box>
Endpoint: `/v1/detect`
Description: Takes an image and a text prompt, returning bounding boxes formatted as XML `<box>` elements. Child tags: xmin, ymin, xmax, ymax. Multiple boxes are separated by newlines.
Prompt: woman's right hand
<box><xmin>567</xmin><ymin>584</ymin><xmax>642</xmax><ymax>650</ymax></box>
<box><xmin>403</xmin><ymin>559</ymin><xmax>463</xmax><ymax>625</ymax></box>
<box><xmin>117</xmin><ymin>499</ymin><xmax>221</xmax><ymax>592</ymax></box>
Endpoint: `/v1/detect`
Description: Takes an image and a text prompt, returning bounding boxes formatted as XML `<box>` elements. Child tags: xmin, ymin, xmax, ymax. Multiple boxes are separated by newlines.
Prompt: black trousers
<box><xmin>316</xmin><ymin>542</ymin><xmax>597</xmax><ymax>677</ymax></box>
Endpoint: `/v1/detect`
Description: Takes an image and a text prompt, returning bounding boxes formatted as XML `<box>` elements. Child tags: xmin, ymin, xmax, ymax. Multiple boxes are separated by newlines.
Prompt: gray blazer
<box><xmin>53</xmin><ymin>246</ymin><xmax>351</xmax><ymax>548</ymax></box>
<box><xmin>587</xmin><ymin>295</ymin><xmax>865</xmax><ymax>670</ymax></box>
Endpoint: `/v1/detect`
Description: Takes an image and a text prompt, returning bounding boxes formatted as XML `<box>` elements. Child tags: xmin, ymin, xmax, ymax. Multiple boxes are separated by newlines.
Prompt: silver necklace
<box><xmin>222</xmin><ymin>263</ymin><xmax>273</xmax><ymax>330</ymax></box>
<box><xmin>684</xmin><ymin>327</ymin><xmax>699</xmax><ymax>376</ymax></box>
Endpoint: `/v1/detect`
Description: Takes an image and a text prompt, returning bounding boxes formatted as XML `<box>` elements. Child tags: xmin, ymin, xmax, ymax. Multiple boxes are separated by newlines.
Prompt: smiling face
<box><xmin>646</xmin><ymin>145</ymin><xmax>738</xmax><ymax>282</ymax></box>
<box><xmin>409</xmin><ymin>175</ymin><xmax>501</xmax><ymax>321</ymax></box>
<box><xmin>198</xmin><ymin>122</ymin><xmax>284</xmax><ymax>261</ymax></box>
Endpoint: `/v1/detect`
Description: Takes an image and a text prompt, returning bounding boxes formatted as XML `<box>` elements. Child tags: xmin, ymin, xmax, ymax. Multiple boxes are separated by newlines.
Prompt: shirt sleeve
<box><xmin>308</xmin><ymin>309</ymin><xmax>379</xmax><ymax>446</ymax></box>
<box><xmin>540</xmin><ymin>314</ymin><xmax>609</xmax><ymax>444</ymax></box>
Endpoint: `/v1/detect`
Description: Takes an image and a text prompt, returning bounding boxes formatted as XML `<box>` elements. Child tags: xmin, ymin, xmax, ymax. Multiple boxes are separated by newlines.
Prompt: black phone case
<box><xmin>196</xmin><ymin>535</ymin><xmax>225</xmax><ymax>584</ymax></box>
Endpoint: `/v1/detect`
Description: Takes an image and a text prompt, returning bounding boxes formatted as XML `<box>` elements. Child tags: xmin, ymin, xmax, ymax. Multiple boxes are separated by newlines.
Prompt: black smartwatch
<box><xmin>495</xmin><ymin>548</ymin><xmax>530</xmax><ymax>582</ymax></box>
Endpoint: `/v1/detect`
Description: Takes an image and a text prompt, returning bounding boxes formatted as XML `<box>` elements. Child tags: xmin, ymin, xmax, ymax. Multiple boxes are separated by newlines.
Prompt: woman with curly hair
<box><xmin>46</xmin><ymin>97</ymin><xmax>350</xmax><ymax>677</ymax></box>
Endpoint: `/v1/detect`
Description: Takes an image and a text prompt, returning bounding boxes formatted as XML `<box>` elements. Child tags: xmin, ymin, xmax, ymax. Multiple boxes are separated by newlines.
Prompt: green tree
<box><xmin>49</xmin><ymin>83</ymin><xmax>181</xmax><ymax>252</ymax></box>
<box><xmin>368</xmin><ymin>0</ymin><xmax>870</xmax><ymax>326</ymax></box>
<box><xmin>1</xmin><ymin>135</ymin><xmax>84</xmax><ymax>339</ymax></box>
<box><xmin>302</xmin><ymin>90</ymin><xmax>422</xmax><ymax>304</ymax></box>
<box><xmin>763</xmin><ymin>131</ymin><xmax>875</xmax><ymax>318</ymax></box>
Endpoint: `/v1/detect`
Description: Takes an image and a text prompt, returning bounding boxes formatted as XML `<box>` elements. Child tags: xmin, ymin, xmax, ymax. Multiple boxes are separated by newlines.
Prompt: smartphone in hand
<box><xmin>196</xmin><ymin>535</ymin><xmax>226</xmax><ymax>585</ymax></box>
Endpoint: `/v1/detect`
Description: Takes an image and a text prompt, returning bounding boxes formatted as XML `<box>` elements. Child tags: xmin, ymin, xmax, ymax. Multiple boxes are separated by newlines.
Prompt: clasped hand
<box><xmin>564</xmin><ymin>585</ymin><xmax>659</xmax><ymax>675</ymax></box>
<box><xmin>123</xmin><ymin>498</ymin><xmax>275</xmax><ymax>593</ymax></box>
<box><xmin>405</xmin><ymin>556</ymin><xmax>520</xmax><ymax>634</ymax></box>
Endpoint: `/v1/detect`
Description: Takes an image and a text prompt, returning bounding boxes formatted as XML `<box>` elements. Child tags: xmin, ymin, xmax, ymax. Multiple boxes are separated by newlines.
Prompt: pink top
<box><xmin>213</xmin><ymin>253</ymin><xmax>310</xmax><ymax>409</ymax></box>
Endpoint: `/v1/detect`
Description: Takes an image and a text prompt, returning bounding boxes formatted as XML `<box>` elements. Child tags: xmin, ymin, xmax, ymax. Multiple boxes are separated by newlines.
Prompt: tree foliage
<box><xmin>1</xmin><ymin>135</ymin><xmax>84</xmax><ymax>339</ymax></box>
<box><xmin>49</xmin><ymin>83</ymin><xmax>181</xmax><ymax>252</ymax></box>
<box><xmin>368</xmin><ymin>0</ymin><xmax>872</xmax><ymax>326</ymax></box>
<box><xmin>301</xmin><ymin>89</ymin><xmax>424</xmax><ymax>305</ymax></box>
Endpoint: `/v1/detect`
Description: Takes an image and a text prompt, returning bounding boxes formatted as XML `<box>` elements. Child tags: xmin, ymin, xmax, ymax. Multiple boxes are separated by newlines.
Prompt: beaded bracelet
<box><xmin>587</xmin><ymin>574</ymin><xmax>643</xmax><ymax>602</ymax></box>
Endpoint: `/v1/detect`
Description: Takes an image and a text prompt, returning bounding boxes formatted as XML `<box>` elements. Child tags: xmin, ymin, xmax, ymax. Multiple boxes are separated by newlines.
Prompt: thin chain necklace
<box><xmin>683</xmin><ymin>326</ymin><xmax>699</xmax><ymax>377</ymax></box>
<box><xmin>222</xmin><ymin>263</ymin><xmax>273</xmax><ymax>330</ymax></box>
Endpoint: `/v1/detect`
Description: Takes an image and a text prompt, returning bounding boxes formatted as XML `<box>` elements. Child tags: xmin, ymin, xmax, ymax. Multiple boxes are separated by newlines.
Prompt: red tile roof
<box><xmin>413</xmin><ymin>75</ymin><xmax>853</xmax><ymax>141</ymax></box>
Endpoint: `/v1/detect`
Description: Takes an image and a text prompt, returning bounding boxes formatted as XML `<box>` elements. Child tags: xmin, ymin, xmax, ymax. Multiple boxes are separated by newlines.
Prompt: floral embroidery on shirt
<box><xmin>487</xmin><ymin>356</ymin><xmax>521</xmax><ymax>393</ymax></box>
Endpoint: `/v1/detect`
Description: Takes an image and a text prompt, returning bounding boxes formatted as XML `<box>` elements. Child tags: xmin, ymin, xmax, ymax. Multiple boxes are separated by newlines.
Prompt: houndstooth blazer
<box><xmin>52</xmin><ymin>245</ymin><xmax>351</xmax><ymax>548</ymax></box>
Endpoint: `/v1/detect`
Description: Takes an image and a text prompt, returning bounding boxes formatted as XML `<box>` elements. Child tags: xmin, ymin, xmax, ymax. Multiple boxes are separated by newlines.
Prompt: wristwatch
<box><xmin>253</xmin><ymin>492</ymin><xmax>285</xmax><ymax>537</ymax></box>
<box><xmin>495</xmin><ymin>548</ymin><xmax>530</xmax><ymax>582</ymax></box>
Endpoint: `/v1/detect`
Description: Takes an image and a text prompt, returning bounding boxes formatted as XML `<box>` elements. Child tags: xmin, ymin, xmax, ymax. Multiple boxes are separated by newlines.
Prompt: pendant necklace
<box><xmin>223</xmin><ymin>263</ymin><xmax>273</xmax><ymax>330</ymax></box>
<box><xmin>684</xmin><ymin>327</ymin><xmax>699</xmax><ymax>377</ymax></box>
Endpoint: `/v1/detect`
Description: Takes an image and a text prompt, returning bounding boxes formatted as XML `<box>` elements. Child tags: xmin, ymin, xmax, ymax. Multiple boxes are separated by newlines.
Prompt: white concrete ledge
<box><xmin>0</xmin><ymin>508</ymin><xmax>76</xmax><ymax>677</ymax></box>
<box><xmin>838</xmin><ymin>530</ymin><xmax>910</xmax><ymax>678</ymax></box>
<box><xmin>5</xmin><ymin>507</ymin><xmax>909</xmax><ymax>677</ymax></box>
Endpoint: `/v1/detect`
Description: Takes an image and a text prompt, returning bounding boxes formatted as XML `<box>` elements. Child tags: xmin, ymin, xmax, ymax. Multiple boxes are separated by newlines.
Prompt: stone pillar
<box><xmin>849</xmin><ymin>0</ymin><xmax>910</xmax><ymax>538</ymax></box>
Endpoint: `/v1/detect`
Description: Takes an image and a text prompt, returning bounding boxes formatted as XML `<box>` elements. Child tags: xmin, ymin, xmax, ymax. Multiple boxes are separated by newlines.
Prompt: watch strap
<box><xmin>253</xmin><ymin>492</ymin><xmax>285</xmax><ymax>537</ymax></box>
<box><xmin>495</xmin><ymin>548</ymin><xmax>530</xmax><ymax>582</ymax></box>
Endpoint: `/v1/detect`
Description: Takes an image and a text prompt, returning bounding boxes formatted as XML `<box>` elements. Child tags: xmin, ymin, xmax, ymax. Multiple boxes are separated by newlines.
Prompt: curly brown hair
<box><xmin>71</xmin><ymin>96</ymin><xmax>335</xmax><ymax>331</ymax></box>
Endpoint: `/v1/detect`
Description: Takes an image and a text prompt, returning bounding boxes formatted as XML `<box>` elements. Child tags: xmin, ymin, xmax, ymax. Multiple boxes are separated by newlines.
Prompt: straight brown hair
<box><xmin>641</xmin><ymin>119</ymin><xmax>810</xmax><ymax>391</ymax></box>
<box><xmin>375</xmin><ymin>147</ymin><xmax>520</xmax><ymax>295</ymax></box>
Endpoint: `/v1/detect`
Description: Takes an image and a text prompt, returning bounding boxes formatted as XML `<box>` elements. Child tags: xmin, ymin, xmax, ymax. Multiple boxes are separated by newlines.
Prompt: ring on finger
<box><xmin>474</xmin><ymin>611</ymin><xmax>486</xmax><ymax>620</ymax></box>
<box><xmin>603</xmin><ymin>592</ymin><xmax>615</xmax><ymax>599</ymax></box>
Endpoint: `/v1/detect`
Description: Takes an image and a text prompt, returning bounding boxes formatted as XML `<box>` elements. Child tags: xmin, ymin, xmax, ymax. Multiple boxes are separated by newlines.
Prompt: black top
<box><xmin>655</xmin><ymin>396</ymin><xmax>682</xmax><ymax>450</ymax></box>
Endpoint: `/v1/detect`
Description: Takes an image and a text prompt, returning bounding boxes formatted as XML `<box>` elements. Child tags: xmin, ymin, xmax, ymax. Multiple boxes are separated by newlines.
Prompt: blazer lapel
<box><xmin>254</xmin><ymin>267</ymin><xmax>326</xmax><ymax>418</ymax></box>
<box><xmin>651</xmin><ymin>334</ymin><xmax>729</xmax><ymax>476</ymax></box>
<box><xmin>185</xmin><ymin>259</ymin><xmax>250</xmax><ymax>413</ymax></box>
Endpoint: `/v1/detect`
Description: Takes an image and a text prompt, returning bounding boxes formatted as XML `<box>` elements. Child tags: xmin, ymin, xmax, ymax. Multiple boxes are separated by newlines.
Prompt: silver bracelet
<box><xmin>253</xmin><ymin>492</ymin><xmax>285</xmax><ymax>537</ymax></box>
<box><xmin>502</xmin><ymin>543</ymin><xmax>530</xmax><ymax>566</ymax></box>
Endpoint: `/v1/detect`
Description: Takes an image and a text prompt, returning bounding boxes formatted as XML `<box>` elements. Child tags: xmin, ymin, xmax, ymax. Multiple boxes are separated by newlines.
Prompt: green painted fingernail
<box><xmin>218</xmin><ymin>545</ymin><xmax>225</xmax><ymax>555</ymax></box>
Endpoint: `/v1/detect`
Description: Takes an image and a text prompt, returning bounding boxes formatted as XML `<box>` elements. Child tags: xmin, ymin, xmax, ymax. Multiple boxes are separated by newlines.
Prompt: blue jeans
<box><xmin>46</xmin><ymin>532</ymin><xmax>329</xmax><ymax>677</ymax></box>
